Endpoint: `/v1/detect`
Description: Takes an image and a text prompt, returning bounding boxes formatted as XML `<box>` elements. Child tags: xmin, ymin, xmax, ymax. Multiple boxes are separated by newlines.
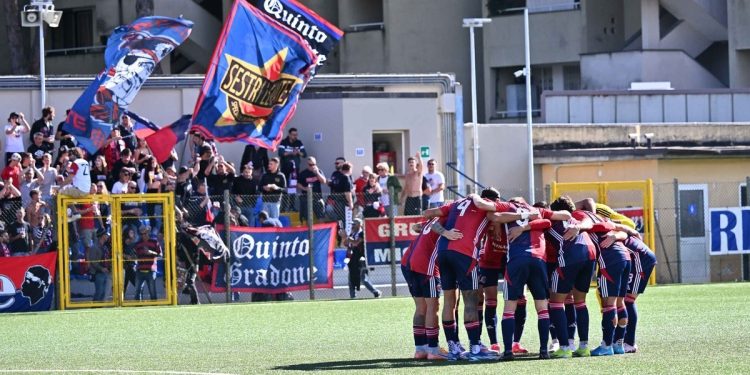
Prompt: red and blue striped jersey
<box><xmin>479</xmin><ymin>222</ymin><xmax>508</xmax><ymax>270</ymax></box>
<box><xmin>402</xmin><ymin>217</ymin><xmax>443</xmax><ymax>277</ymax></box>
<box><xmin>436</xmin><ymin>198</ymin><xmax>508</xmax><ymax>259</ymax></box>
<box><xmin>545</xmin><ymin>211</ymin><xmax>597</xmax><ymax>266</ymax></box>
<box><xmin>501</xmin><ymin>201</ymin><xmax>555</xmax><ymax>261</ymax></box>
<box><xmin>580</xmin><ymin>211</ymin><xmax>630</xmax><ymax>268</ymax></box>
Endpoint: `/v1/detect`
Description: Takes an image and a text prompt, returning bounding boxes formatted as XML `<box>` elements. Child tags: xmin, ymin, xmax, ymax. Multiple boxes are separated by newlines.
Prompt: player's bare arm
<box><xmin>487</xmin><ymin>210</ymin><xmax>540</xmax><ymax>223</ymax></box>
<box><xmin>507</xmin><ymin>218</ymin><xmax>552</xmax><ymax>242</ymax></box>
<box><xmin>600</xmin><ymin>230</ymin><xmax>629</xmax><ymax>248</ymax></box>
<box><xmin>575</xmin><ymin>197</ymin><xmax>597</xmax><ymax>212</ymax></box>
<box><xmin>422</xmin><ymin>207</ymin><xmax>444</xmax><ymax>218</ymax></box>
<box><xmin>430</xmin><ymin>220</ymin><xmax>463</xmax><ymax>240</ymax></box>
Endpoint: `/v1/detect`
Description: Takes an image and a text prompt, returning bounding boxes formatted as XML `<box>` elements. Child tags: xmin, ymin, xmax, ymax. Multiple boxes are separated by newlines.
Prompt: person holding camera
<box><xmin>342</xmin><ymin>218</ymin><xmax>381</xmax><ymax>299</ymax></box>
<box><xmin>5</xmin><ymin>112</ymin><xmax>30</xmax><ymax>167</ymax></box>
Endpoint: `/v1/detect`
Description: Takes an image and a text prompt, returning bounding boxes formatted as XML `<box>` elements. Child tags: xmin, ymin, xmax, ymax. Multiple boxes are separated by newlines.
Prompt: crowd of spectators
<box><xmin>0</xmin><ymin>106</ymin><xmax>448</xmax><ymax>303</ymax></box>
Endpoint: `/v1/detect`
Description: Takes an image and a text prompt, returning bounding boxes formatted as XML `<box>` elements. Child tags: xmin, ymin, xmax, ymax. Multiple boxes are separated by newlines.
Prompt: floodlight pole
<box><xmin>39</xmin><ymin>20</ymin><xmax>46</xmax><ymax>108</ymax></box>
<box><xmin>524</xmin><ymin>8</ymin><xmax>535</xmax><ymax>203</ymax></box>
<box><xmin>463</xmin><ymin>18</ymin><xmax>491</xmax><ymax>193</ymax></box>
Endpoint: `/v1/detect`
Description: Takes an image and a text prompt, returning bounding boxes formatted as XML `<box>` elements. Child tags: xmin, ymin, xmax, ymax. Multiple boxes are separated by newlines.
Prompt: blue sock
<box><xmin>514</xmin><ymin>299</ymin><xmax>527</xmax><ymax>342</ymax></box>
<box><xmin>575</xmin><ymin>301</ymin><xmax>590</xmax><ymax>344</ymax></box>
<box><xmin>413</xmin><ymin>325</ymin><xmax>426</xmax><ymax>347</ymax></box>
<box><xmin>614</xmin><ymin>306</ymin><xmax>629</xmax><ymax>344</ymax></box>
<box><xmin>624</xmin><ymin>298</ymin><xmax>638</xmax><ymax>346</ymax></box>
<box><xmin>465</xmin><ymin>320</ymin><xmax>482</xmax><ymax>347</ymax></box>
<box><xmin>485</xmin><ymin>300</ymin><xmax>498</xmax><ymax>344</ymax></box>
<box><xmin>565</xmin><ymin>301</ymin><xmax>577</xmax><ymax>343</ymax></box>
<box><xmin>426</xmin><ymin>326</ymin><xmax>439</xmax><ymax>348</ymax></box>
<box><xmin>537</xmin><ymin>309</ymin><xmax>551</xmax><ymax>353</ymax></box>
<box><xmin>501</xmin><ymin>311</ymin><xmax>515</xmax><ymax>353</ymax></box>
<box><xmin>549</xmin><ymin>302</ymin><xmax>568</xmax><ymax>348</ymax></box>
<box><xmin>601</xmin><ymin>306</ymin><xmax>617</xmax><ymax>346</ymax></box>
<box><xmin>443</xmin><ymin>320</ymin><xmax>458</xmax><ymax>344</ymax></box>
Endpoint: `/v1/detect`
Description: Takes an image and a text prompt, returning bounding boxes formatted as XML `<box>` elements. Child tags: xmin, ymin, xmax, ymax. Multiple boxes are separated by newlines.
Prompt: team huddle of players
<box><xmin>400</xmin><ymin>188</ymin><xmax>657</xmax><ymax>361</ymax></box>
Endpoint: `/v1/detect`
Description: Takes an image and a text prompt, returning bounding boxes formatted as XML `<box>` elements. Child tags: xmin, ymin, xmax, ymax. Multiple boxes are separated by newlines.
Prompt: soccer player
<box><xmin>478</xmin><ymin>220</ymin><xmax>530</xmax><ymax>354</ymax></box>
<box><xmin>479</xmin><ymin>197</ymin><xmax>570</xmax><ymax>360</ymax></box>
<box><xmin>620</xmin><ymin>233</ymin><xmax>657</xmax><ymax>353</ymax></box>
<box><xmin>576</xmin><ymin>209</ymin><xmax>633</xmax><ymax>356</ymax></box>
<box><xmin>423</xmin><ymin>188</ymin><xmax>526</xmax><ymax>361</ymax></box>
<box><xmin>401</xmin><ymin>217</ymin><xmax>463</xmax><ymax>360</ymax></box>
<box><xmin>545</xmin><ymin>196</ymin><xmax>598</xmax><ymax>358</ymax></box>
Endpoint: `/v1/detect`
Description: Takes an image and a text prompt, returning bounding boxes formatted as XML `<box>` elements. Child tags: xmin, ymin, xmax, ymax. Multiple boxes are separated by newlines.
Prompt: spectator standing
<box><xmin>376</xmin><ymin>162</ymin><xmax>402</xmax><ymax>217</ymax></box>
<box><xmin>133</xmin><ymin>137</ymin><xmax>153</xmax><ymax>167</ymax></box>
<box><xmin>184</xmin><ymin>180</ymin><xmax>211</xmax><ymax>226</ymax></box>
<box><xmin>29</xmin><ymin>106</ymin><xmax>55</xmax><ymax>148</ymax></box>
<box><xmin>0</xmin><ymin>180</ymin><xmax>22</xmax><ymax>226</ymax></box>
<box><xmin>134</xmin><ymin>225</ymin><xmax>162</xmax><ymax>301</ymax></box>
<box><xmin>278</xmin><ymin>128</ymin><xmax>306</xmax><ymax>212</ymax></box>
<box><xmin>55</xmin><ymin>109</ymin><xmax>76</xmax><ymax>150</ymax></box>
<box><xmin>327</xmin><ymin>161</ymin><xmax>354</xmax><ymax>221</ymax></box>
<box><xmin>362</xmin><ymin>173</ymin><xmax>384</xmax><ymax>218</ymax></box>
<box><xmin>232</xmin><ymin>165</ymin><xmax>258</xmax><ymax>225</ymax></box>
<box><xmin>101</xmin><ymin>129</ymin><xmax>125</xmax><ymax>173</ymax></box>
<box><xmin>28</xmin><ymin>132</ymin><xmax>54</xmax><ymax>168</ymax></box>
<box><xmin>207</xmin><ymin>156</ymin><xmax>236</xmax><ymax>196</ymax></box>
<box><xmin>424</xmin><ymin>159</ymin><xmax>445</xmax><ymax>208</ymax></box>
<box><xmin>38</xmin><ymin>153</ymin><xmax>57</xmax><ymax>203</ymax></box>
<box><xmin>2</xmin><ymin>153</ymin><xmax>22</xmax><ymax>190</ymax></box>
<box><xmin>259</xmin><ymin>158</ymin><xmax>286</xmax><ymax>219</ymax></box>
<box><xmin>8</xmin><ymin>208</ymin><xmax>32</xmax><ymax>256</ymax></box>
<box><xmin>297</xmin><ymin>156</ymin><xmax>326</xmax><ymax>223</ymax></box>
<box><xmin>109</xmin><ymin>148</ymin><xmax>137</xmax><ymax>190</ymax></box>
<box><xmin>118</xmin><ymin>114</ymin><xmax>137</xmax><ymax>151</ymax></box>
<box><xmin>240</xmin><ymin>144</ymin><xmax>268</xmax><ymax>181</ymax></box>
<box><xmin>90</xmin><ymin>155</ymin><xmax>108</xmax><ymax>185</ymax></box>
<box><xmin>5</xmin><ymin>112</ymin><xmax>30</xmax><ymax>166</ymax></box>
<box><xmin>354</xmin><ymin>166</ymin><xmax>372</xmax><ymax>209</ymax></box>
<box><xmin>87</xmin><ymin>229</ymin><xmax>111</xmax><ymax>301</ymax></box>
<box><xmin>20</xmin><ymin>167</ymin><xmax>42</xmax><ymax>209</ymax></box>
<box><xmin>342</xmin><ymin>219</ymin><xmax>381</xmax><ymax>299</ymax></box>
<box><xmin>400</xmin><ymin>152</ymin><xmax>424</xmax><ymax>215</ymax></box>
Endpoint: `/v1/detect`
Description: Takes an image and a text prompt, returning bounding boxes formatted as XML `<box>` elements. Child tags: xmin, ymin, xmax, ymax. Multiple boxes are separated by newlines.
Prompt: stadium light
<box><xmin>463</xmin><ymin>18</ymin><xmax>491</xmax><ymax>192</ymax></box>
<box><xmin>21</xmin><ymin>0</ymin><xmax>62</xmax><ymax>109</ymax></box>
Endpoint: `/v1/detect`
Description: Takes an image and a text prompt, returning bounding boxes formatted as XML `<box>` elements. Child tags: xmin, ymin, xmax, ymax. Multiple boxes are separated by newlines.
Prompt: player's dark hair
<box><xmin>533</xmin><ymin>201</ymin><xmax>549</xmax><ymax>209</ymax></box>
<box><xmin>550</xmin><ymin>196</ymin><xmax>575</xmax><ymax>212</ymax></box>
<box><xmin>480</xmin><ymin>187</ymin><xmax>500</xmax><ymax>201</ymax></box>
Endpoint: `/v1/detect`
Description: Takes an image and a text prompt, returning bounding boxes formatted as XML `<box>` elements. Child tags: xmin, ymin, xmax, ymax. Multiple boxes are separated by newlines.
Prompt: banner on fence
<box><xmin>614</xmin><ymin>207</ymin><xmax>644</xmax><ymax>233</ymax></box>
<box><xmin>364</xmin><ymin>216</ymin><xmax>425</xmax><ymax>267</ymax></box>
<box><xmin>709</xmin><ymin>207</ymin><xmax>750</xmax><ymax>255</ymax></box>
<box><xmin>211</xmin><ymin>223</ymin><xmax>335</xmax><ymax>292</ymax></box>
<box><xmin>0</xmin><ymin>252</ymin><xmax>57</xmax><ymax>313</ymax></box>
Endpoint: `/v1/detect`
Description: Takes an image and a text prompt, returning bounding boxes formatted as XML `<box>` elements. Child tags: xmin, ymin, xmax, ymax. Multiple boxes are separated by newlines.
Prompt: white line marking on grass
<box><xmin>0</xmin><ymin>370</ymin><xmax>237</xmax><ymax>375</ymax></box>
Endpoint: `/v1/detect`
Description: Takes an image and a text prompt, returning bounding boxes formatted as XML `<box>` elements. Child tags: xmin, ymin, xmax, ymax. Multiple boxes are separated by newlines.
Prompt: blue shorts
<box><xmin>628</xmin><ymin>254</ymin><xmax>656</xmax><ymax>295</ymax></box>
<box><xmin>437</xmin><ymin>250</ymin><xmax>478</xmax><ymax>291</ymax></box>
<box><xmin>546</xmin><ymin>261</ymin><xmax>558</xmax><ymax>282</ymax></box>
<box><xmin>598</xmin><ymin>260</ymin><xmax>631</xmax><ymax>298</ymax></box>
<box><xmin>402</xmin><ymin>265</ymin><xmax>441</xmax><ymax>298</ymax></box>
<box><xmin>550</xmin><ymin>259</ymin><xmax>596</xmax><ymax>294</ymax></box>
<box><xmin>479</xmin><ymin>267</ymin><xmax>502</xmax><ymax>288</ymax></box>
<box><xmin>503</xmin><ymin>257</ymin><xmax>549</xmax><ymax>301</ymax></box>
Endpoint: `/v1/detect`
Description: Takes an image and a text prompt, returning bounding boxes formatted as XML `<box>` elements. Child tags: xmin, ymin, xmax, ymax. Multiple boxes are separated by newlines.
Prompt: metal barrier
<box><xmin>549</xmin><ymin>179</ymin><xmax>656</xmax><ymax>285</ymax></box>
<box><xmin>56</xmin><ymin>193</ymin><xmax>176</xmax><ymax>310</ymax></box>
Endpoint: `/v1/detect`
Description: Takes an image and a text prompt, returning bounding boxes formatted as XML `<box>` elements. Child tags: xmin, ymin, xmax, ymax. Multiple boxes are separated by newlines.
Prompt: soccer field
<box><xmin>1</xmin><ymin>283</ymin><xmax>748</xmax><ymax>375</ymax></box>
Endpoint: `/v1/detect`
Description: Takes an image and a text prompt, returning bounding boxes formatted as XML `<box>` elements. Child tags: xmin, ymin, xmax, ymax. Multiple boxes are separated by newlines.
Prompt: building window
<box><xmin>50</xmin><ymin>8</ymin><xmax>94</xmax><ymax>50</ymax></box>
<box><xmin>563</xmin><ymin>65</ymin><xmax>580</xmax><ymax>90</ymax></box>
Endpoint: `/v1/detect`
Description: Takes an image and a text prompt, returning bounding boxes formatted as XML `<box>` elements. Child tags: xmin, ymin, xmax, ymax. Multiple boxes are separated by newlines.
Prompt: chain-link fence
<box><xmin>548</xmin><ymin>178</ymin><xmax>750</xmax><ymax>285</ymax></box>
<box><xmin>176</xmin><ymin>188</ymin><xmax>420</xmax><ymax>304</ymax></box>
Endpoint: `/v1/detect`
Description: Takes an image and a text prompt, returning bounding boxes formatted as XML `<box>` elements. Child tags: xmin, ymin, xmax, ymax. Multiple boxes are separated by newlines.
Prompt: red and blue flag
<box><xmin>63</xmin><ymin>17</ymin><xmax>193</xmax><ymax>154</ymax></box>
<box><xmin>0</xmin><ymin>252</ymin><xmax>57</xmax><ymax>313</ymax></box>
<box><xmin>125</xmin><ymin>110</ymin><xmax>161</xmax><ymax>139</ymax></box>
<box><xmin>145</xmin><ymin>114</ymin><xmax>192</xmax><ymax>164</ymax></box>
<box><xmin>190</xmin><ymin>0</ymin><xmax>316</xmax><ymax>151</ymax></box>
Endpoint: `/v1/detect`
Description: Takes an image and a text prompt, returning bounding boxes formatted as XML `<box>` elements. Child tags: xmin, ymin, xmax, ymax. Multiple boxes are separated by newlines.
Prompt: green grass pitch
<box><xmin>0</xmin><ymin>283</ymin><xmax>748</xmax><ymax>374</ymax></box>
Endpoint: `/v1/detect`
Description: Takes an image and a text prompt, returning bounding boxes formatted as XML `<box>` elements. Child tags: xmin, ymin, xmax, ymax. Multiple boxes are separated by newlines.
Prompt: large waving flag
<box><xmin>190</xmin><ymin>0</ymin><xmax>316</xmax><ymax>151</ymax></box>
<box><xmin>145</xmin><ymin>114</ymin><xmax>192</xmax><ymax>163</ymax></box>
<box><xmin>63</xmin><ymin>17</ymin><xmax>193</xmax><ymax>154</ymax></box>
<box><xmin>250</xmin><ymin>0</ymin><xmax>343</xmax><ymax>67</ymax></box>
